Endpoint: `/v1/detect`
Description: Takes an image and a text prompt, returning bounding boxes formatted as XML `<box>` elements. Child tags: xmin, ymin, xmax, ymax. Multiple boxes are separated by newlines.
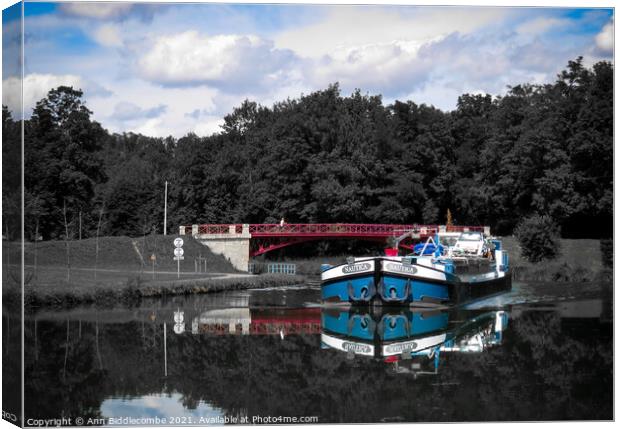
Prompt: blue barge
<box><xmin>321</xmin><ymin>231</ymin><xmax>511</xmax><ymax>307</ymax></box>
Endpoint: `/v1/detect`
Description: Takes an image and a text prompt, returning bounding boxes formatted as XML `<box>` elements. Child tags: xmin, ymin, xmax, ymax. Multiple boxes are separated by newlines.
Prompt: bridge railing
<box><xmin>249</xmin><ymin>223</ymin><xmax>418</xmax><ymax>236</ymax></box>
<box><xmin>187</xmin><ymin>223</ymin><xmax>487</xmax><ymax>236</ymax></box>
<box><xmin>195</xmin><ymin>224</ymin><xmax>242</xmax><ymax>234</ymax></box>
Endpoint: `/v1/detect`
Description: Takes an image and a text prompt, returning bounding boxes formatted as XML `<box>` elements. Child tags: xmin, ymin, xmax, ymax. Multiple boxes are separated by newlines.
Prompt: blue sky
<box><xmin>2</xmin><ymin>1</ymin><xmax>614</xmax><ymax>137</ymax></box>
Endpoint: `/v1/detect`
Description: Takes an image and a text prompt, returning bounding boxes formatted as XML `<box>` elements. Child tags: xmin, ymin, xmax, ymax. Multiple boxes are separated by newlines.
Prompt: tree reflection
<box><xmin>23</xmin><ymin>304</ymin><xmax>612</xmax><ymax>424</ymax></box>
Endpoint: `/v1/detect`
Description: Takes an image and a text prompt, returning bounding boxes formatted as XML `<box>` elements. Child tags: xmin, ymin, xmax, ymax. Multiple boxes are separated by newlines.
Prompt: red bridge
<box><xmin>183</xmin><ymin>223</ymin><xmax>487</xmax><ymax>257</ymax></box>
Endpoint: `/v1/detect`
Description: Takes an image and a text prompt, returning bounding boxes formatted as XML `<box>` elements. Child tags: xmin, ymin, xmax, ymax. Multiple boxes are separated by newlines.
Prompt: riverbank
<box><xmin>2</xmin><ymin>234</ymin><xmax>306</xmax><ymax>309</ymax></box>
<box><xmin>501</xmin><ymin>237</ymin><xmax>611</xmax><ymax>283</ymax></box>
<box><xmin>266</xmin><ymin>238</ymin><xmax>611</xmax><ymax>283</ymax></box>
<box><xmin>4</xmin><ymin>273</ymin><xmax>305</xmax><ymax>310</ymax></box>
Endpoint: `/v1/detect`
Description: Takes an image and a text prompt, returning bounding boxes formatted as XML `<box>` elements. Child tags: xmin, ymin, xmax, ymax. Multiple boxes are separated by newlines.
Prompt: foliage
<box><xmin>600</xmin><ymin>239</ymin><xmax>613</xmax><ymax>268</ymax></box>
<box><xmin>19</xmin><ymin>308</ymin><xmax>613</xmax><ymax>422</ymax></box>
<box><xmin>514</xmin><ymin>215</ymin><xmax>560</xmax><ymax>262</ymax></box>
<box><xmin>4</xmin><ymin>58</ymin><xmax>612</xmax><ymax>246</ymax></box>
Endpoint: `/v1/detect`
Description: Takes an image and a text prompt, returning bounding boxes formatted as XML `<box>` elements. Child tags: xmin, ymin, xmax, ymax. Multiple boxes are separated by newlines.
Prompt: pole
<box><xmin>152</xmin><ymin>258</ymin><xmax>155</xmax><ymax>280</ymax></box>
<box><xmin>163</xmin><ymin>180</ymin><xmax>168</xmax><ymax>236</ymax></box>
<box><xmin>177</xmin><ymin>257</ymin><xmax>180</xmax><ymax>279</ymax></box>
<box><xmin>163</xmin><ymin>322</ymin><xmax>168</xmax><ymax>377</ymax></box>
<box><xmin>79</xmin><ymin>211</ymin><xmax>82</xmax><ymax>240</ymax></box>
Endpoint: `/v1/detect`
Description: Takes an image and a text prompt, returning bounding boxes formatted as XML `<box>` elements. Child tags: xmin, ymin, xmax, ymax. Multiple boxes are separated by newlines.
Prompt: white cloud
<box><xmin>59</xmin><ymin>3</ymin><xmax>133</xmax><ymax>20</ymax></box>
<box><xmin>131</xmin><ymin>117</ymin><xmax>165</xmax><ymax>137</ymax></box>
<box><xmin>194</xmin><ymin>117</ymin><xmax>225</xmax><ymax>136</ymax></box>
<box><xmin>16</xmin><ymin>4</ymin><xmax>612</xmax><ymax>138</ymax></box>
<box><xmin>137</xmin><ymin>31</ymin><xmax>299</xmax><ymax>91</ymax></box>
<box><xmin>308</xmin><ymin>40</ymin><xmax>432</xmax><ymax>95</ymax></box>
<box><xmin>84</xmin><ymin>78</ymin><xmax>224</xmax><ymax>137</ymax></box>
<box><xmin>111</xmin><ymin>101</ymin><xmax>167</xmax><ymax>121</ymax></box>
<box><xmin>93</xmin><ymin>24</ymin><xmax>123</xmax><ymax>47</ymax></box>
<box><xmin>2</xmin><ymin>77</ymin><xmax>21</xmax><ymax>117</ymax></box>
<box><xmin>274</xmin><ymin>6</ymin><xmax>508</xmax><ymax>58</ymax></box>
<box><xmin>516</xmin><ymin>17</ymin><xmax>569</xmax><ymax>35</ymax></box>
<box><xmin>595</xmin><ymin>20</ymin><xmax>613</xmax><ymax>54</ymax></box>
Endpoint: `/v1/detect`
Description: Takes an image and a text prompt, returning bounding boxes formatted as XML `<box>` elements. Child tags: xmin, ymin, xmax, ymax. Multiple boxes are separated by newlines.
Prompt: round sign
<box><xmin>174</xmin><ymin>247</ymin><xmax>184</xmax><ymax>257</ymax></box>
<box><xmin>174</xmin><ymin>311</ymin><xmax>184</xmax><ymax>324</ymax></box>
<box><xmin>173</xmin><ymin>324</ymin><xmax>185</xmax><ymax>335</ymax></box>
<box><xmin>174</xmin><ymin>237</ymin><xmax>184</xmax><ymax>248</ymax></box>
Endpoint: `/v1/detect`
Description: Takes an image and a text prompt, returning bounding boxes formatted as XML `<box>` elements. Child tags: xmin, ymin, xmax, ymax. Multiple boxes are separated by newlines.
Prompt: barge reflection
<box><xmin>19</xmin><ymin>293</ymin><xmax>612</xmax><ymax>423</ymax></box>
<box><xmin>321</xmin><ymin>308</ymin><xmax>508</xmax><ymax>376</ymax></box>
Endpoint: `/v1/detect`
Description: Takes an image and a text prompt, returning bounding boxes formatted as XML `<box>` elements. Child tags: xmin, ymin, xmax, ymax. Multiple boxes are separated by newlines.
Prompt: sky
<box><xmin>1</xmin><ymin>1</ymin><xmax>615</xmax><ymax>138</ymax></box>
<box><xmin>100</xmin><ymin>393</ymin><xmax>225</xmax><ymax>423</ymax></box>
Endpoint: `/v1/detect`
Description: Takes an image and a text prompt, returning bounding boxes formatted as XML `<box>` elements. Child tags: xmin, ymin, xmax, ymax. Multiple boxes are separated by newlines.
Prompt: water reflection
<box><xmin>188</xmin><ymin>307</ymin><xmax>321</xmax><ymax>336</ymax></box>
<box><xmin>100</xmin><ymin>394</ymin><xmax>225</xmax><ymax>424</ymax></box>
<box><xmin>321</xmin><ymin>308</ymin><xmax>507</xmax><ymax>377</ymax></box>
<box><xmin>18</xmin><ymin>289</ymin><xmax>613</xmax><ymax>424</ymax></box>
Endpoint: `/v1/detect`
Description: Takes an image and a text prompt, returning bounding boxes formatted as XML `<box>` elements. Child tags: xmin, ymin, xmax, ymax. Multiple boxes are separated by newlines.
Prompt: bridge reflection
<box><xmin>190</xmin><ymin>307</ymin><xmax>322</xmax><ymax>336</ymax></box>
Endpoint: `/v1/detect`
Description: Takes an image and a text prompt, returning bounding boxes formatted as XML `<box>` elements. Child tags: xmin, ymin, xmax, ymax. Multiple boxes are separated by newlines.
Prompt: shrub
<box><xmin>600</xmin><ymin>239</ymin><xmax>613</xmax><ymax>268</ymax></box>
<box><xmin>514</xmin><ymin>215</ymin><xmax>560</xmax><ymax>263</ymax></box>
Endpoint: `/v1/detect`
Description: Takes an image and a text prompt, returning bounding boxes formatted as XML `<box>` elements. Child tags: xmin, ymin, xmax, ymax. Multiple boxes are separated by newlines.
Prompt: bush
<box><xmin>600</xmin><ymin>239</ymin><xmax>613</xmax><ymax>268</ymax></box>
<box><xmin>514</xmin><ymin>215</ymin><xmax>560</xmax><ymax>263</ymax></box>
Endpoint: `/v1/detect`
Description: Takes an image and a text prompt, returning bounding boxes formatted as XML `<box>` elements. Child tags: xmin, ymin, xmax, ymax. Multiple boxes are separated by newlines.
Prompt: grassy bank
<box><xmin>3</xmin><ymin>233</ymin><xmax>238</xmax><ymax>279</ymax></box>
<box><xmin>2</xmin><ymin>234</ymin><xmax>306</xmax><ymax>309</ymax></box>
<box><xmin>501</xmin><ymin>237</ymin><xmax>611</xmax><ymax>283</ymax></box>
<box><xmin>2</xmin><ymin>234</ymin><xmax>240</xmax><ymax>288</ymax></box>
<box><xmin>4</xmin><ymin>273</ymin><xmax>305</xmax><ymax>310</ymax></box>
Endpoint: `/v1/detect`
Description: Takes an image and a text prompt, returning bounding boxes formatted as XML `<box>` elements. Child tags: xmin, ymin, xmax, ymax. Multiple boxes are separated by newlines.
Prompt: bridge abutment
<box><xmin>183</xmin><ymin>224</ymin><xmax>251</xmax><ymax>272</ymax></box>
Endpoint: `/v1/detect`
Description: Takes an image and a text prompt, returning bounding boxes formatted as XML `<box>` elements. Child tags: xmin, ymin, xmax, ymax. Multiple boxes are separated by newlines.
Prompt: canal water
<box><xmin>4</xmin><ymin>280</ymin><xmax>613</xmax><ymax>424</ymax></box>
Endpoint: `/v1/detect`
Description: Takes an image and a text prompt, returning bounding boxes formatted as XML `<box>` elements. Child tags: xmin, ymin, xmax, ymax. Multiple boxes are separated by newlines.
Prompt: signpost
<box><xmin>173</xmin><ymin>309</ymin><xmax>185</xmax><ymax>334</ymax></box>
<box><xmin>174</xmin><ymin>238</ymin><xmax>184</xmax><ymax>278</ymax></box>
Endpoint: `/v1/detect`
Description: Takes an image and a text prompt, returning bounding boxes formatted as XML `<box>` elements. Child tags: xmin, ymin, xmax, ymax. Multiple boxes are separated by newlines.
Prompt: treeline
<box><xmin>2</xmin><ymin>57</ymin><xmax>612</xmax><ymax>242</ymax></box>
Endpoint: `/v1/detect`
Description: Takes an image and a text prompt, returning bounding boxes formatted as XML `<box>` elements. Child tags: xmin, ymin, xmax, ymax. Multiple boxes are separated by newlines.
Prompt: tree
<box><xmin>26</xmin><ymin>86</ymin><xmax>107</xmax><ymax>239</ymax></box>
<box><xmin>16</xmin><ymin>59</ymin><xmax>612</xmax><ymax>245</ymax></box>
<box><xmin>514</xmin><ymin>215</ymin><xmax>560</xmax><ymax>262</ymax></box>
<box><xmin>2</xmin><ymin>106</ymin><xmax>22</xmax><ymax>240</ymax></box>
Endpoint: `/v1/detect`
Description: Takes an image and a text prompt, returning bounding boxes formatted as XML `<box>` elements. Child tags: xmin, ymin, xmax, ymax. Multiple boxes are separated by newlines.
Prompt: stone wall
<box><xmin>190</xmin><ymin>225</ymin><xmax>251</xmax><ymax>272</ymax></box>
